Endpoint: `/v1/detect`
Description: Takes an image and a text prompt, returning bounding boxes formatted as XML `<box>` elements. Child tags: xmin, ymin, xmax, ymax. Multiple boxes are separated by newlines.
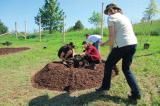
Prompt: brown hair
<box><xmin>68</xmin><ymin>42</ymin><xmax>75</xmax><ymax>48</ymax></box>
<box><xmin>85</xmin><ymin>34</ymin><xmax>89</xmax><ymax>38</ymax></box>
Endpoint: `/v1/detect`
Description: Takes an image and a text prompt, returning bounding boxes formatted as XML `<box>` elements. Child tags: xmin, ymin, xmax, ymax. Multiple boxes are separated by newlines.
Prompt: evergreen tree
<box><xmin>67</xmin><ymin>20</ymin><xmax>84</xmax><ymax>31</ymax></box>
<box><xmin>35</xmin><ymin>0</ymin><xmax>64</xmax><ymax>33</ymax></box>
<box><xmin>0</xmin><ymin>20</ymin><xmax>8</xmax><ymax>34</ymax></box>
<box><xmin>73</xmin><ymin>20</ymin><xmax>84</xmax><ymax>31</ymax></box>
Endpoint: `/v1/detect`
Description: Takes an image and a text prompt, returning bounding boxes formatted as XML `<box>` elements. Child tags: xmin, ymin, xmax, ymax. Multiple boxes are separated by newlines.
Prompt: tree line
<box><xmin>0</xmin><ymin>20</ymin><xmax>8</xmax><ymax>34</ymax></box>
<box><xmin>34</xmin><ymin>0</ymin><xmax>160</xmax><ymax>34</ymax></box>
<box><xmin>0</xmin><ymin>0</ymin><xmax>159</xmax><ymax>34</ymax></box>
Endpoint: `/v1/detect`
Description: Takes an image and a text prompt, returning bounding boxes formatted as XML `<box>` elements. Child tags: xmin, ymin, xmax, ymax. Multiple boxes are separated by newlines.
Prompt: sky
<box><xmin>0</xmin><ymin>0</ymin><xmax>160</xmax><ymax>33</ymax></box>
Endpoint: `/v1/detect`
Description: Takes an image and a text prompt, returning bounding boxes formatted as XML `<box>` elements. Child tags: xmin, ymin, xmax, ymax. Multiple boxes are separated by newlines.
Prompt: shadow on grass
<box><xmin>29</xmin><ymin>91</ymin><xmax>137</xmax><ymax>106</ymax></box>
<box><xmin>135</xmin><ymin>51</ymin><xmax>160</xmax><ymax>58</ymax></box>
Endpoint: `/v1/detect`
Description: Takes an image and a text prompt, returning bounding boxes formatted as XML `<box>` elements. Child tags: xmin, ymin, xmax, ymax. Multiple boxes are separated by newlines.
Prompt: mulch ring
<box><xmin>0</xmin><ymin>47</ymin><xmax>30</xmax><ymax>55</ymax></box>
<box><xmin>32</xmin><ymin>62</ymin><xmax>118</xmax><ymax>92</ymax></box>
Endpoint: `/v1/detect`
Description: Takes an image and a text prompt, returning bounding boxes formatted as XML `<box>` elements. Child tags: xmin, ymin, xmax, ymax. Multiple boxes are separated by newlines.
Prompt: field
<box><xmin>0</xmin><ymin>31</ymin><xmax>160</xmax><ymax>106</ymax></box>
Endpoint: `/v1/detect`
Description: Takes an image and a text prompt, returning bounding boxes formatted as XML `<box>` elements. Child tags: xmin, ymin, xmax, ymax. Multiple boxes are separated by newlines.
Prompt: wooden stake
<box><xmin>101</xmin><ymin>2</ymin><xmax>104</xmax><ymax>37</ymax></box>
<box><xmin>62</xmin><ymin>13</ymin><xmax>66</xmax><ymax>44</ymax></box>
<box><xmin>39</xmin><ymin>17</ymin><xmax>42</xmax><ymax>42</ymax></box>
<box><xmin>15</xmin><ymin>22</ymin><xmax>18</xmax><ymax>39</ymax></box>
<box><xmin>24</xmin><ymin>20</ymin><xmax>27</xmax><ymax>39</ymax></box>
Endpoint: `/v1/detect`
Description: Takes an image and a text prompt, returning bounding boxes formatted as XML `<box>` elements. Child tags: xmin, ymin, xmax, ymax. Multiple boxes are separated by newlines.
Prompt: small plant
<box><xmin>1</xmin><ymin>41</ymin><xmax>12</xmax><ymax>46</ymax></box>
<box><xmin>144</xmin><ymin>43</ymin><xmax>150</xmax><ymax>49</ymax></box>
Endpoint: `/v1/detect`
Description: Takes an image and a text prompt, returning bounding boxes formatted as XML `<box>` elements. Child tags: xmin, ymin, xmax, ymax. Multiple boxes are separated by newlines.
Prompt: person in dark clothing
<box><xmin>81</xmin><ymin>41</ymin><xmax>101</xmax><ymax>70</ymax></box>
<box><xmin>58</xmin><ymin>42</ymin><xmax>75</xmax><ymax>61</ymax></box>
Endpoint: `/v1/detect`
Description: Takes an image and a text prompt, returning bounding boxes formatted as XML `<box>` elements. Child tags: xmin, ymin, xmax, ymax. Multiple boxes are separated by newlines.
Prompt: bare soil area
<box><xmin>0</xmin><ymin>47</ymin><xmax>30</xmax><ymax>55</ymax></box>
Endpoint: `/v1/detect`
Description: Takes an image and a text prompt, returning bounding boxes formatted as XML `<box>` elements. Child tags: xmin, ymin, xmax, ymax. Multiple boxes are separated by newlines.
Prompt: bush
<box><xmin>86</xmin><ymin>28</ymin><xmax>108</xmax><ymax>36</ymax></box>
<box><xmin>150</xmin><ymin>31</ymin><xmax>160</xmax><ymax>36</ymax></box>
<box><xmin>1</xmin><ymin>41</ymin><xmax>12</xmax><ymax>46</ymax></box>
<box><xmin>26</xmin><ymin>34</ymin><xmax>37</xmax><ymax>39</ymax></box>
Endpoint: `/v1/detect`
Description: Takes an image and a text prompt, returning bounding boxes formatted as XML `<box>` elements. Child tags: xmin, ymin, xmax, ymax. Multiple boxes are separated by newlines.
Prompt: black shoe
<box><xmin>91</xmin><ymin>63</ymin><xmax>96</xmax><ymax>70</ymax></box>
<box><xmin>96</xmin><ymin>87</ymin><xmax>108</xmax><ymax>92</ymax></box>
<box><xmin>128</xmin><ymin>94</ymin><xmax>141</xmax><ymax>100</ymax></box>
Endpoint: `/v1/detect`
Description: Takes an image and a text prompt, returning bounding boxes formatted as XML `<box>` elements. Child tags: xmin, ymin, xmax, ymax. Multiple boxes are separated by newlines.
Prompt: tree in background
<box><xmin>73</xmin><ymin>20</ymin><xmax>84</xmax><ymax>31</ymax></box>
<box><xmin>0</xmin><ymin>20</ymin><xmax>8</xmax><ymax>34</ymax></box>
<box><xmin>143</xmin><ymin>0</ymin><xmax>159</xmax><ymax>21</ymax></box>
<box><xmin>141</xmin><ymin>0</ymin><xmax>160</xmax><ymax>49</ymax></box>
<box><xmin>35</xmin><ymin>0</ymin><xmax>64</xmax><ymax>33</ymax></box>
<box><xmin>67</xmin><ymin>20</ymin><xmax>84</xmax><ymax>31</ymax></box>
<box><xmin>88</xmin><ymin>11</ymin><xmax>101</xmax><ymax>28</ymax></box>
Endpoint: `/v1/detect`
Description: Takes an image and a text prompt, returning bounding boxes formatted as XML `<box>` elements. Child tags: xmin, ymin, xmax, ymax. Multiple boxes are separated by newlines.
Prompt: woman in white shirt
<box><xmin>96</xmin><ymin>3</ymin><xmax>141</xmax><ymax>100</ymax></box>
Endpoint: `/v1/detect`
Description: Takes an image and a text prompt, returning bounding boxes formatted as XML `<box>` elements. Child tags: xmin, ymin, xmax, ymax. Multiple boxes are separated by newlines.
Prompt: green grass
<box><xmin>134</xmin><ymin>20</ymin><xmax>160</xmax><ymax>36</ymax></box>
<box><xmin>0</xmin><ymin>32</ymin><xmax>160</xmax><ymax>106</ymax></box>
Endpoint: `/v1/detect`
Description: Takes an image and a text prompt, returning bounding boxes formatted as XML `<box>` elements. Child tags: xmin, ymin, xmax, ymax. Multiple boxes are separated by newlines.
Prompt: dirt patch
<box><xmin>32</xmin><ymin>62</ymin><xmax>107</xmax><ymax>92</ymax></box>
<box><xmin>0</xmin><ymin>47</ymin><xmax>30</xmax><ymax>55</ymax></box>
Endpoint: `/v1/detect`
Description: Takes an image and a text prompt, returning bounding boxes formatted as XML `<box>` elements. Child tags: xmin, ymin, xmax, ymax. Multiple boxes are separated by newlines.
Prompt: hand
<box><xmin>100</xmin><ymin>42</ymin><xmax>107</xmax><ymax>46</ymax></box>
<box><xmin>100</xmin><ymin>41</ymin><xmax>113</xmax><ymax>46</ymax></box>
<box><xmin>80</xmin><ymin>53</ymin><xmax>85</xmax><ymax>56</ymax></box>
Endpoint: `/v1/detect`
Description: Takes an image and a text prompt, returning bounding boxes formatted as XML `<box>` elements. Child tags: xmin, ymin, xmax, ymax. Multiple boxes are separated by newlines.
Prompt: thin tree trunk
<box><xmin>49</xmin><ymin>26</ymin><xmax>52</xmax><ymax>34</ymax></box>
<box><xmin>49</xmin><ymin>20</ymin><xmax>52</xmax><ymax>34</ymax></box>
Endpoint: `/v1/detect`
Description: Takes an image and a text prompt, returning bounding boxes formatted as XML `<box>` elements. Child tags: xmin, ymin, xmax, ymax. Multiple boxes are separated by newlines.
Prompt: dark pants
<box><xmin>84</xmin><ymin>54</ymin><xmax>100</xmax><ymax>65</ymax></box>
<box><xmin>93</xmin><ymin>40</ymin><xmax>99</xmax><ymax>50</ymax></box>
<box><xmin>101</xmin><ymin>45</ymin><xmax>140</xmax><ymax>95</ymax></box>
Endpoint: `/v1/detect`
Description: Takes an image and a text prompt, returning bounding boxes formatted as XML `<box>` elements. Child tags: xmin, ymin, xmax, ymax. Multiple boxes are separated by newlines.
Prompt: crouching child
<box><xmin>57</xmin><ymin>42</ymin><xmax>76</xmax><ymax>67</ymax></box>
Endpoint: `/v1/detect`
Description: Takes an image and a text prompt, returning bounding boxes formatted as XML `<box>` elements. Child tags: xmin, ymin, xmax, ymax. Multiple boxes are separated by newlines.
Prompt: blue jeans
<box><xmin>93</xmin><ymin>40</ymin><xmax>99</xmax><ymax>50</ymax></box>
<box><xmin>101</xmin><ymin>45</ymin><xmax>140</xmax><ymax>95</ymax></box>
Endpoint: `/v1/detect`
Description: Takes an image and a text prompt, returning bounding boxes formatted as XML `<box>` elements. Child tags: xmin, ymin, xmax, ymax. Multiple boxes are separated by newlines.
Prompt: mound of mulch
<box><xmin>32</xmin><ymin>62</ymin><xmax>106</xmax><ymax>92</ymax></box>
<box><xmin>0</xmin><ymin>47</ymin><xmax>30</xmax><ymax>55</ymax></box>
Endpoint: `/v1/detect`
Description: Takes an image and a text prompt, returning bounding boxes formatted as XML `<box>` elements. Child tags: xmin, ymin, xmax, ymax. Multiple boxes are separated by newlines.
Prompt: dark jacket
<box><xmin>58</xmin><ymin>45</ymin><xmax>73</xmax><ymax>58</ymax></box>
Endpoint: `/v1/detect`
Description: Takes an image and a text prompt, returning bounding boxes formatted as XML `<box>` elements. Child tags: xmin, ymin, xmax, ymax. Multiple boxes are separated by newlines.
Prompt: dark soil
<box><xmin>0</xmin><ymin>47</ymin><xmax>30</xmax><ymax>55</ymax></box>
<box><xmin>32</xmin><ymin>62</ymin><xmax>117</xmax><ymax>92</ymax></box>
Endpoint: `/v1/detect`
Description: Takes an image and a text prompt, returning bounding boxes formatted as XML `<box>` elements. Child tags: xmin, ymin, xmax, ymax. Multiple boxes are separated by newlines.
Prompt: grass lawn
<box><xmin>0</xmin><ymin>33</ymin><xmax>160</xmax><ymax>106</ymax></box>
